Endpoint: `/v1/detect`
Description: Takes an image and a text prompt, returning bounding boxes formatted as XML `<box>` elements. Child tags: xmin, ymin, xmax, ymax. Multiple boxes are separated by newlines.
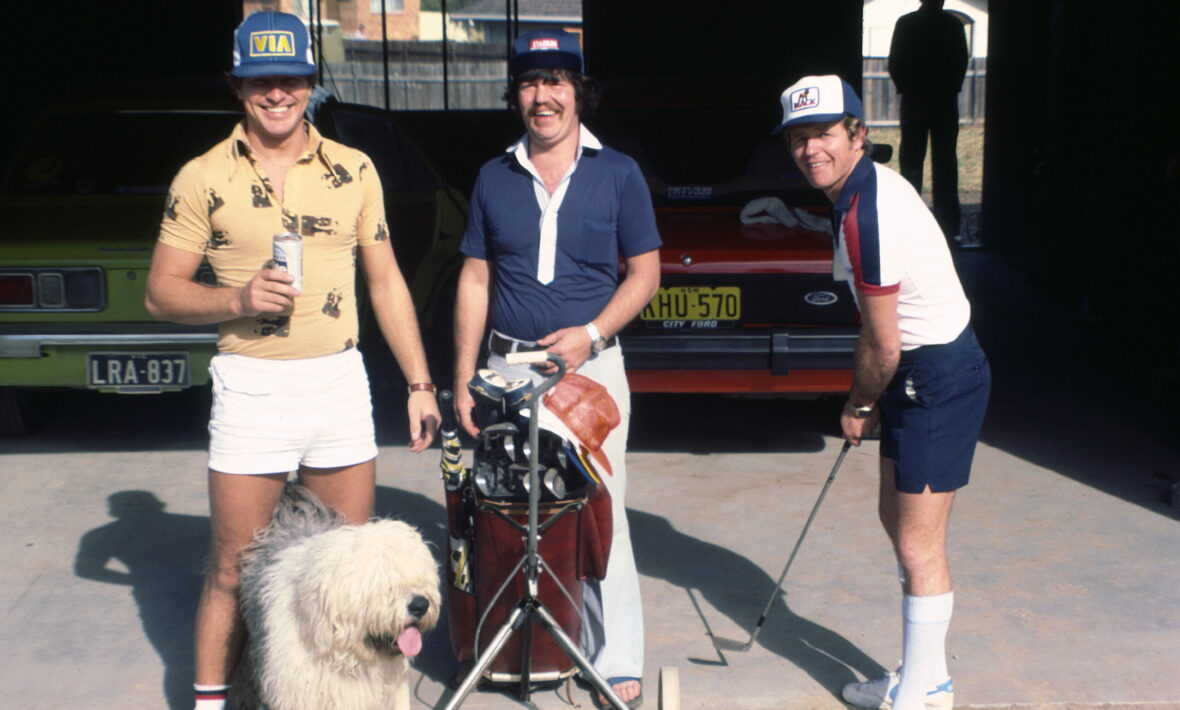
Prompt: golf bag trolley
<box><xmin>437</xmin><ymin>352</ymin><xmax>680</xmax><ymax>710</ymax></box>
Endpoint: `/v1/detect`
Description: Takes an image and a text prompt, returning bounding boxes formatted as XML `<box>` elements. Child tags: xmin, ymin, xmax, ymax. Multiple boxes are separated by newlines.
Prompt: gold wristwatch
<box><xmin>849</xmin><ymin>401</ymin><xmax>875</xmax><ymax>419</ymax></box>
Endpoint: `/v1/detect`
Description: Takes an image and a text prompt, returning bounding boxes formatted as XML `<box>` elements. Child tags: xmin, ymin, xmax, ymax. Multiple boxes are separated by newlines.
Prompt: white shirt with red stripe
<box><xmin>832</xmin><ymin>155</ymin><xmax>970</xmax><ymax>350</ymax></box>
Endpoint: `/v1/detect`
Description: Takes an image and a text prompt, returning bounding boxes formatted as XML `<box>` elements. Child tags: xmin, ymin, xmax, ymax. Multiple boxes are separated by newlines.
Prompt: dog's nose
<box><xmin>408</xmin><ymin>595</ymin><xmax>431</xmax><ymax>619</ymax></box>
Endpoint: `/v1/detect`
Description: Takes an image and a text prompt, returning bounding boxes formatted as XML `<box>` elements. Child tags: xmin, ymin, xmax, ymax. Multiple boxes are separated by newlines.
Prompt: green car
<box><xmin>0</xmin><ymin>101</ymin><xmax>465</xmax><ymax>435</ymax></box>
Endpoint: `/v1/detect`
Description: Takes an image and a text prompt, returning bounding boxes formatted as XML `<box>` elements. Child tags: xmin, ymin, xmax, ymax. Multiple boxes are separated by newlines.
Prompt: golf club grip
<box><xmin>438</xmin><ymin>389</ymin><xmax>457</xmax><ymax>434</ymax></box>
<box><xmin>505</xmin><ymin>350</ymin><xmax>552</xmax><ymax>365</ymax></box>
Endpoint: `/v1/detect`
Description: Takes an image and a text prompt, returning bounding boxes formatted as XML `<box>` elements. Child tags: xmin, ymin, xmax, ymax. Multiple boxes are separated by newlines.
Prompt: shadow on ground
<box><xmin>74</xmin><ymin>491</ymin><xmax>210</xmax><ymax>709</ymax></box>
<box><xmin>630</xmin><ymin>509</ymin><xmax>883</xmax><ymax>700</ymax></box>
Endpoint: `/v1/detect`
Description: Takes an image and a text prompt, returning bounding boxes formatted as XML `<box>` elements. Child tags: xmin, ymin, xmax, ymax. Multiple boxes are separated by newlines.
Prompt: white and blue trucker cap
<box><xmin>231</xmin><ymin>12</ymin><xmax>316</xmax><ymax>78</ymax></box>
<box><xmin>772</xmin><ymin>75</ymin><xmax>864</xmax><ymax>134</ymax></box>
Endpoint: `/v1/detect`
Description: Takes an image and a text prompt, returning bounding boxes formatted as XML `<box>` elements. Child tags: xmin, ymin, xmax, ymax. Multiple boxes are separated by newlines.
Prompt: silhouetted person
<box><xmin>888</xmin><ymin>0</ymin><xmax>969</xmax><ymax>242</ymax></box>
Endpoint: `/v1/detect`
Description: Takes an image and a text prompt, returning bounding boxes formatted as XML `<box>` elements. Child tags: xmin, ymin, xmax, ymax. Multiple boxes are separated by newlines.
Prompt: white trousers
<box><xmin>487</xmin><ymin>344</ymin><xmax>644</xmax><ymax>679</ymax></box>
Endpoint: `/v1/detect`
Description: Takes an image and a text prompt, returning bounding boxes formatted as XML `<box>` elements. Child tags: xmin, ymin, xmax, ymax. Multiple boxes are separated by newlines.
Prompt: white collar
<box><xmin>506</xmin><ymin>124</ymin><xmax>603</xmax><ymax>165</ymax></box>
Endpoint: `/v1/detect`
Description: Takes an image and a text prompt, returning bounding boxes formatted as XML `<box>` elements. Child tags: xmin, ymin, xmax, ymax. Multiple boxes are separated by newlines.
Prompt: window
<box><xmin>370</xmin><ymin>0</ymin><xmax>405</xmax><ymax>12</ymax></box>
<box><xmin>246</xmin><ymin>2</ymin><xmax>583</xmax><ymax>111</ymax></box>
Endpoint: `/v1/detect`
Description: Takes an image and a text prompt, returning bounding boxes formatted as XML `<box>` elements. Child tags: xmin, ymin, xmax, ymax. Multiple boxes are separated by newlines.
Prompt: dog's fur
<box><xmin>228</xmin><ymin>484</ymin><xmax>441</xmax><ymax>710</ymax></box>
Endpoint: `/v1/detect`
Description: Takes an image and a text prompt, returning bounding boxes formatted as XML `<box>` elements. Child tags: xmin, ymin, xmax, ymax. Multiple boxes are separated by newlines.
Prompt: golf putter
<box><xmin>714</xmin><ymin>440</ymin><xmax>852</xmax><ymax>653</ymax></box>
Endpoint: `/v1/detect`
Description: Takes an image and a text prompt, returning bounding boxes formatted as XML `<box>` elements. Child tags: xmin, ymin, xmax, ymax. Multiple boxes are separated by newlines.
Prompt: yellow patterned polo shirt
<box><xmin>158</xmin><ymin>121</ymin><xmax>388</xmax><ymax>359</ymax></box>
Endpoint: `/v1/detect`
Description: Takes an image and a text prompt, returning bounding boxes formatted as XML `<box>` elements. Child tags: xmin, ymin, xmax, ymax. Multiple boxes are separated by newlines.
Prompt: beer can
<box><xmin>272</xmin><ymin>232</ymin><xmax>303</xmax><ymax>293</ymax></box>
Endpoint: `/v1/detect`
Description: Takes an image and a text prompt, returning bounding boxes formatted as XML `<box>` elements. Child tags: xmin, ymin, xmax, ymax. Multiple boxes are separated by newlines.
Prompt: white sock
<box><xmin>894</xmin><ymin>592</ymin><xmax>953</xmax><ymax>710</ymax></box>
<box><xmin>194</xmin><ymin>684</ymin><xmax>229</xmax><ymax>710</ymax></box>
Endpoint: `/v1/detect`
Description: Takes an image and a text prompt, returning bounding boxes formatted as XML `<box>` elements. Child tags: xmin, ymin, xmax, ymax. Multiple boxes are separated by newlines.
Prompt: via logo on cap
<box><xmin>250</xmin><ymin>31</ymin><xmax>296</xmax><ymax>57</ymax></box>
<box><xmin>791</xmin><ymin>87</ymin><xmax>820</xmax><ymax>112</ymax></box>
<box><xmin>529</xmin><ymin>38</ymin><xmax>560</xmax><ymax>51</ymax></box>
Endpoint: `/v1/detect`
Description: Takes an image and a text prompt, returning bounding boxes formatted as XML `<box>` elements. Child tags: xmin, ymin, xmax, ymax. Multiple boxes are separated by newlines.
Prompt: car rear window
<box><xmin>2</xmin><ymin>110</ymin><xmax>241</xmax><ymax>197</ymax></box>
<box><xmin>591</xmin><ymin>106</ymin><xmax>823</xmax><ymax>207</ymax></box>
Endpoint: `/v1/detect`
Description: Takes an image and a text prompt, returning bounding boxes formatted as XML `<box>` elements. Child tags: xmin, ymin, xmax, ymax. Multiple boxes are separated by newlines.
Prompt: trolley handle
<box><xmin>504</xmin><ymin>351</ymin><xmax>567</xmax><ymax>398</ymax></box>
<box><xmin>503</xmin><ymin>350</ymin><xmax>553</xmax><ymax>365</ymax></box>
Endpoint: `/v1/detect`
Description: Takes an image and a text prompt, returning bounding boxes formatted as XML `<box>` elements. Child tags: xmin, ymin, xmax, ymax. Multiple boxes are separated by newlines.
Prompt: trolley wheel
<box><xmin>658</xmin><ymin>666</ymin><xmax>680</xmax><ymax>710</ymax></box>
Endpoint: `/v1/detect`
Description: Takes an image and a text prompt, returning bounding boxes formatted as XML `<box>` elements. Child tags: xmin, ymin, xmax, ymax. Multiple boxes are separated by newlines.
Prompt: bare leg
<box><xmin>877</xmin><ymin>458</ymin><xmax>955</xmax><ymax>596</ymax></box>
<box><xmin>879</xmin><ymin>458</ymin><xmax>957</xmax><ymax>710</ymax></box>
<box><xmin>194</xmin><ymin>471</ymin><xmax>288</xmax><ymax>686</ymax></box>
<box><xmin>297</xmin><ymin>458</ymin><xmax>376</xmax><ymax>524</ymax></box>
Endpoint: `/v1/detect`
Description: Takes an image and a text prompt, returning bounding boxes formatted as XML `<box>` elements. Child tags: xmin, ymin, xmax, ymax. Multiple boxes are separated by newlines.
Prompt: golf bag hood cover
<box><xmin>542</xmin><ymin>373</ymin><xmax>620</xmax><ymax>476</ymax></box>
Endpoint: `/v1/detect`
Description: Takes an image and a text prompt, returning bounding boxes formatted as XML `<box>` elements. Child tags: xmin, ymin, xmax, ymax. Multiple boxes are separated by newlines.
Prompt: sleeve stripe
<box><xmin>844</xmin><ymin>173</ymin><xmax>899</xmax><ymax>293</ymax></box>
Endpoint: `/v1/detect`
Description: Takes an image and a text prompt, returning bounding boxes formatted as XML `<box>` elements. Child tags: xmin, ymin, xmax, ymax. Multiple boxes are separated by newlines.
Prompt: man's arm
<box><xmin>144</xmin><ymin>242</ymin><xmax>296</xmax><ymax>324</ymax></box>
<box><xmin>453</xmin><ymin>256</ymin><xmax>492</xmax><ymax>437</ymax></box>
<box><xmin>952</xmin><ymin>16</ymin><xmax>970</xmax><ymax>85</ymax></box>
<box><xmin>842</xmin><ymin>289</ymin><xmax>901</xmax><ymax>445</ymax></box>
<box><xmin>887</xmin><ymin>14</ymin><xmax>916</xmax><ymax>94</ymax></box>
<box><xmin>359</xmin><ymin>240</ymin><xmax>438</xmax><ymax>452</ymax></box>
<box><xmin>536</xmin><ymin>248</ymin><xmax>660</xmax><ymax>373</ymax></box>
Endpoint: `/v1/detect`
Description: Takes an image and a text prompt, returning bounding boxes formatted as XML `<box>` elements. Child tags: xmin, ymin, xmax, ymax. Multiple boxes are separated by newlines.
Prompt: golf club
<box><xmin>714</xmin><ymin>440</ymin><xmax>852</xmax><ymax>653</ymax></box>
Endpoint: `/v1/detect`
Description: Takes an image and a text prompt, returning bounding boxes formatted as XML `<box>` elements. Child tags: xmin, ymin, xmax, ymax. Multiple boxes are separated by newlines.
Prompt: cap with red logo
<box><xmin>509</xmin><ymin>29</ymin><xmax>584</xmax><ymax>77</ymax></box>
<box><xmin>772</xmin><ymin>75</ymin><xmax>864</xmax><ymax>134</ymax></box>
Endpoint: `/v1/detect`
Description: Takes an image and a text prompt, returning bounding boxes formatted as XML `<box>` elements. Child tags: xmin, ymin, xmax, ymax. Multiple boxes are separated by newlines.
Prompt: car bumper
<box><xmin>0</xmin><ymin>323</ymin><xmax>218</xmax><ymax>391</ymax></box>
<box><xmin>620</xmin><ymin>327</ymin><xmax>858</xmax><ymax>394</ymax></box>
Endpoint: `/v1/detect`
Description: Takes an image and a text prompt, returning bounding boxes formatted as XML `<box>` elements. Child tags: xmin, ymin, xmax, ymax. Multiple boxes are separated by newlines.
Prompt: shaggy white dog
<box><xmin>228</xmin><ymin>484</ymin><xmax>441</xmax><ymax>710</ymax></box>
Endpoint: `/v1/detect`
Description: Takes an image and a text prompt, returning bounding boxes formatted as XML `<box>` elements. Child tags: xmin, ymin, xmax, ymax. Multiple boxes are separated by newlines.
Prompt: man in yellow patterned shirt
<box><xmin>144</xmin><ymin>12</ymin><xmax>439</xmax><ymax>710</ymax></box>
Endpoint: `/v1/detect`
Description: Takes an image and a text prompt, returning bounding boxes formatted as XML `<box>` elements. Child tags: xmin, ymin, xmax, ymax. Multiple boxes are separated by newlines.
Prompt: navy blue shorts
<box><xmin>880</xmin><ymin>326</ymin><xmax>991</xmax><ymax>493</ymax></box>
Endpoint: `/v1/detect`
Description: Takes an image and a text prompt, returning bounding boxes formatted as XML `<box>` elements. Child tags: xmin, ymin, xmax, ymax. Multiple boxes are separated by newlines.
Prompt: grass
<box><xmin>869</xmin><ymin>122</ymin><xmax>985</xmax><ymax>194</ymax></box>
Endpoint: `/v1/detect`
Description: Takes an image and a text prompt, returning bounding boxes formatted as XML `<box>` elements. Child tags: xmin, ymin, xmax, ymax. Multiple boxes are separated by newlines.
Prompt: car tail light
<box><xmin>0</xmin><ymin>274</ymin><xmax>35</xmax><ymax>306</ymax></box>
<box><xmin>38</xmin><ymin>273</ymin><xmax>66</xmax><ymax>306</ymax></box>
<box><xmin>0</xmin><ymin>268</ymin><xmax>104</xmax><ymax>311</ymax></box>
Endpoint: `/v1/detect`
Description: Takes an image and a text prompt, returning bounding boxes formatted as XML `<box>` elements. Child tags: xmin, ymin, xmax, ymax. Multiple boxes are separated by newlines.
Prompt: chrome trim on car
<box><xmin>0</xmin><ymin>329</ymin><xmax>218</xmax><ymax>358</ymax></box>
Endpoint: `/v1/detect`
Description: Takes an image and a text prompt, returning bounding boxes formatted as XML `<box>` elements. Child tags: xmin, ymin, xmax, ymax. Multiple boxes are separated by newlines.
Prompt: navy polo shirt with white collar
<box><xmin>461</xmin><ymin>126</ymin><xmax>662</xmax><ymax>341</ymax></box>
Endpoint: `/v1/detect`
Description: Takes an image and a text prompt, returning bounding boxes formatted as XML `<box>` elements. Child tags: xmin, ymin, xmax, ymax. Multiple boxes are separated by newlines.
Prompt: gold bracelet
<box><xmin>407</xmin><ymin>382</ymin><xmax>437</xmax><ymax>394</ymax></box>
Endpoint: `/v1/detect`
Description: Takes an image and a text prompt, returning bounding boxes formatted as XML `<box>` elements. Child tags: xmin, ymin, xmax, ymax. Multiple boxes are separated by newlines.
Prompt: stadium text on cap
<box><xmin>529</xmin><ymin>38</ymin><xmax>560</xmax><ymax>51</ymax></box>
<box><xmin>250</xmin><ymin>31</ymin><xmax>297</xmax><ymax>57</ymax></box>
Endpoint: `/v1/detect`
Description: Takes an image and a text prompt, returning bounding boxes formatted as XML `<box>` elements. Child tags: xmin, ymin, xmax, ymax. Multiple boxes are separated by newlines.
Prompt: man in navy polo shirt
<box><xmin>775</xmin><ymin>75</ymin><xmax>990</xmax><ymax>710</ymax></box>
<box><xmin>453</xmin><ymin>29</ymin><xmax>660</xmax><ymax>708</ymax></box>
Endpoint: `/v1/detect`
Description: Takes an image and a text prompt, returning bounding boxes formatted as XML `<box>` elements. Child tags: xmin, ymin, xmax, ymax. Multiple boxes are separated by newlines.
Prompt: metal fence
<box><xmin>862</xmin><ymin>57</ymin><xmax>987</xmax><ymax>126</ymax></box>
<box><xmin>320</xmin><ymin>44</ymin><xmax>987</xmax><ymax>120</ymax></box>
<box><xmin>321</xmin><ymin>39</ymin><xmax>508</xmax><ymax>110</ymax></box>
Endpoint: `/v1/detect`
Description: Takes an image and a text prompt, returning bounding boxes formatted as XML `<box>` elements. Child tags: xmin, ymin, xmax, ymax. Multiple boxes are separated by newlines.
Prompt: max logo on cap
<box><xmin>791</xmin><ymin>87</ymin><xmax>820</xmax><ymax>111</ymax></box>
<box><xmin>529</xmin><ymin>38</ymin><xmax>560</xmax><ymax>51</ymax></box>
<box><xmin>250</xmin><ymin>31</ymin><xmax>296</xmax><ymax>57</ymax></box>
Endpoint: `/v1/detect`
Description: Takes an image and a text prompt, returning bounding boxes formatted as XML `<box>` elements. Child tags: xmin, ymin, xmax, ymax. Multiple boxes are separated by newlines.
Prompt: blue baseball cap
<box><xmin>772</xmin><ymin>75</ymin><xmax>864</xmax><ymax>134</ymax></box>
<box><xmin>231</xmin><ymin>12</ymin><xmax>317</xmax><ymax>78</ymax></box>
<box><xmin>509</xmin><ymin>29</ymin><xmax>584</xmax><ymax>77</ymax></box>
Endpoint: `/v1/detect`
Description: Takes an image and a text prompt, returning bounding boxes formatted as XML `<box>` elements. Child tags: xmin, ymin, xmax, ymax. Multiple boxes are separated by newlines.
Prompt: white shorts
<box><xmin>207</xmin><ymin>349</ymin><xmax>378</xmax><ymax>475</ymax></box>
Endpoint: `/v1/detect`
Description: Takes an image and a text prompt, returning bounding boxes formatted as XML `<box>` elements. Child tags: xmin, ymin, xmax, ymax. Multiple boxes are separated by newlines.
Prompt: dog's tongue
<box><xmin>397</xmin><ymin>626</ymin><xmax>423</xmax><ymax>657</ymax></box>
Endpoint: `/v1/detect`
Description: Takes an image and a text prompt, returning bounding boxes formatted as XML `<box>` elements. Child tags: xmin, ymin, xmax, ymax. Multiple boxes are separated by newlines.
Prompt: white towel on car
<box><xmin>739</xmin><ymin>196</ymin><xmax>831</xmax><ymax>234</ymax></box>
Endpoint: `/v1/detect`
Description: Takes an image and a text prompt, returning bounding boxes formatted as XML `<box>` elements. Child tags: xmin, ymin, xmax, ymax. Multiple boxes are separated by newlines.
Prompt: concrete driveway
<box><xmin>2</xmin><ymin>251</ymin><xmax>1178</xmax><ymax>710</ymax></box>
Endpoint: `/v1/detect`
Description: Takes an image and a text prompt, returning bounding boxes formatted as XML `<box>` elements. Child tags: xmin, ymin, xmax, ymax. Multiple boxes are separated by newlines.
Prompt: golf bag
<box><xmin>440</xmin><ymin>372</ymin><xmax>612</xmax><ymax>686</ymax></box>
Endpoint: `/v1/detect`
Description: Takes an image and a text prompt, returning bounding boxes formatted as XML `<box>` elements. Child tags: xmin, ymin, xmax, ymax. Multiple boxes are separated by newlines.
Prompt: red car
<box><xmin>593</xmin><ymin>104</ymin><xmax>868</xmax><ymax>395</ymax></box>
